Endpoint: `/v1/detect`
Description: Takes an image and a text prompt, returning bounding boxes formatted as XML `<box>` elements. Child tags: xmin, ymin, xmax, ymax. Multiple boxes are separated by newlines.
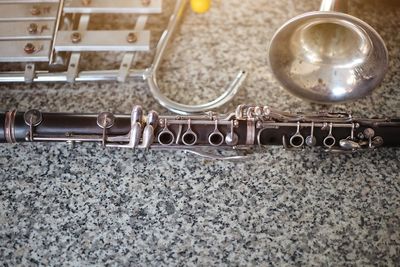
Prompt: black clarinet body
<box><xmin>1</xmin><ymin>105</ymin><xmax>400</xmax><ymax>158</ymax></box>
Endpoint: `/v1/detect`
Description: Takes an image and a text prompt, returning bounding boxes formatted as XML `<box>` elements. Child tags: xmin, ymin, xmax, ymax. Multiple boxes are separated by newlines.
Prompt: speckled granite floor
<box><xmin>1</xmin><ymin>0</ymin><xmax>400</xmax><ymax>265</ymax></box>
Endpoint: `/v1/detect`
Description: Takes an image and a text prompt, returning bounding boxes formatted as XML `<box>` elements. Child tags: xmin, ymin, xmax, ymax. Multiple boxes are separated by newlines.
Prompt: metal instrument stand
<box><xmin>0</xmin><ymin>0</ymin><xmax>246</xmax><ymax>114</ymax></box>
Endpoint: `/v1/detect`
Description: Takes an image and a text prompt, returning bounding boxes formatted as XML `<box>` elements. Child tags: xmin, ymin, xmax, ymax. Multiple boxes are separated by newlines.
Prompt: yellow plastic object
<box><xmin>190</xmin><ymin>0</ymin><xmax>211</xmax><ymax>13</ymax></box>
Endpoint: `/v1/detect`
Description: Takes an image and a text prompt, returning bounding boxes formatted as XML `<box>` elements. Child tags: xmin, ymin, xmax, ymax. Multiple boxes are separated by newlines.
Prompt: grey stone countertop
<box><xmin>1</xmin><ymin>0</ymin><xmax>400</xmax><ymax>265</ymax></box>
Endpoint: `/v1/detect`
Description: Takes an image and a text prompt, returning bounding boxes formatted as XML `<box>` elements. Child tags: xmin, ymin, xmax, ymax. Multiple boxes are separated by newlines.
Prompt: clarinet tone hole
<box><xmin>158</xmin><ymin>131</ymin><xmax>174</xmax><ymax>145</ymax></box>
<box><xmin>290</xmin><ymin>135</ymin><xmax>304</xmax><ymax>147</ymax></box>
<box><xmin>182</xmin><ymin>132</ymin><xmax>197</xmax><ymax>146</ymax></box>
<box><xmin>323</xmin><ymin>136</ymin><xmax>336</xmax><ymax>147</ymax></box>
<box><xmin>209</xmin><ymin>132</ymin><xmax>224</xmax><ymax>146</ymax></box>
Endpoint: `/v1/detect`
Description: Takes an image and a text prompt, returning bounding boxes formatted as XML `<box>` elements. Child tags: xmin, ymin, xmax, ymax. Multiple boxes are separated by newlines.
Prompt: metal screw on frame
<box><xmin>71</xmin><ymin>32</ymin><xmax>82</xmax><ymax>43</ymax></box>
<box><xmin>81</xmin><ymin>0</ymin><xmax>91</xmax><ymax>6</ymax></box>
<box><xmin>30</xmin><ymin>6</ymin><xmax>41</xmax><ymax>16</ymax></box>
<box><xmin>141</xmin><ymin>0</ymin><xmax>151</xmax><ymax>6</ymax></box>
<box><xmin>126</xmin><ymin>32</ymin><xmax>137</xmax><ymax>43</ymax></box>
<box><xmin>27</xmin><ymin>23</ymin><xmax>38</xmax><ymax>34</ymax></box>
<box><xmin>24</xmin><ymin>43</ymin><xmax>36</xmax><ymax>54</ymax></box>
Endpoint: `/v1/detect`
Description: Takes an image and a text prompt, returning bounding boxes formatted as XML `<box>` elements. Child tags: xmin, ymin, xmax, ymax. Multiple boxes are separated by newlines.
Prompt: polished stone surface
<box><xmin>1</xmin><ymin>0</ymin><xmax>400</xmax><ymax>265</ymax></box>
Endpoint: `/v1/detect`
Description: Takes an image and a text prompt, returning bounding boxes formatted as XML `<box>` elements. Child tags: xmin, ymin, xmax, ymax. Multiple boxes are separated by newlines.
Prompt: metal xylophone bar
<box><xmin>0</xmin><ymin>0</ymin><xmax>160</xmax><ymax>82</ymax></box>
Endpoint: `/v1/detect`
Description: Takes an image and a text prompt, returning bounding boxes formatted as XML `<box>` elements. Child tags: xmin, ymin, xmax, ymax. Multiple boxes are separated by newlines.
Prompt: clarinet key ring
<box><xmin>323</xmin><ymin>123</ymin><xmax>336</xmax><ymax>149</ymax></box>
<box><xmin>289</xmin><ymin>122</ymin><xmax>304</xmax><ymax>148</ymax></box>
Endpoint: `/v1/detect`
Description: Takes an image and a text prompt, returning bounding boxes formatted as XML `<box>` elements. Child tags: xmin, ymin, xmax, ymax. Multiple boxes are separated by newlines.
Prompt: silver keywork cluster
<box><xmin>235</xmin><ymin>105</ymin><xmax>385</xmax><ymax>153</ymax></box>
<box><xmin>96</xmin><ymin>105</ymin><xmax>241</xmax><ymax>150</ymax></box>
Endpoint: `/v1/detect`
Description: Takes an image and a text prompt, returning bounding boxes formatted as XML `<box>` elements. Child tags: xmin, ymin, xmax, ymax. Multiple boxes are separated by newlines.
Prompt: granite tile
<box><xmin>1</xmin><ymin>0</ymin><xmax>400</xmax><ymax>265</ymax></box>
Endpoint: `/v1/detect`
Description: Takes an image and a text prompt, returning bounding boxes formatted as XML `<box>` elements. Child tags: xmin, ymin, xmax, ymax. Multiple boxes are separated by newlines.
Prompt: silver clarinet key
<box><xmin>323</xmin><ymin>123</ymin><xmax>336</xmax><ymax>149</ymax></box>
<box><xmin>130</xmin><ymin>122</ymin><xmax>142</xmax><ymax>149</ymax></box>
<box><xmin>339</xmin><ymin>139</ymin><xmax>361</xmax><ymax>150</ymax></box>
<box><xmin>305</xmin><ymin>121</ymin><xmax>316</xmax><ymax>147</ymax></box>
<box><xmin>141</xmin><ymin>111</ymin><xmax>159</xmax><ymax>149</ymax></box>
<box><xmin>182</xmin><ymin>119</ymin><xmax>197</xmax><ymax>146</ymax></box>
<box><xmin>290</xmin><ymin>122</ymin><xmax>304</xmax><ymax>148</ymax></box>
<box><xmin>225</xmin><ymin>120</ymin><xmax>238</xmax><ymax>146</ymax></box>
<box><xmin>158</xmin><ymin>119</ymin><xmax>175</xmax><ymax>146</ymax></box>
<box><xmin>208</xmin><ymin>120</ymin><xmax>224</xmax><ymax>146</ymax></box>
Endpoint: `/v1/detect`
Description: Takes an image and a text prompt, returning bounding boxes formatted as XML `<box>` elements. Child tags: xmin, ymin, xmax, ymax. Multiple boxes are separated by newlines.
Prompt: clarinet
<box><xmin>2</xmin><ymin>105</ymin><xmax>400</xmax><ymax>159</ymax></box>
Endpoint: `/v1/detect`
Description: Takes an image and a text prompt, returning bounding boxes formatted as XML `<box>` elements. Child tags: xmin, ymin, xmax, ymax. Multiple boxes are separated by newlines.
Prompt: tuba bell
<box><xmin>268</xmin><ymin>0</ymin><xmax>389</xmax><ymax>103</ymax></box>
